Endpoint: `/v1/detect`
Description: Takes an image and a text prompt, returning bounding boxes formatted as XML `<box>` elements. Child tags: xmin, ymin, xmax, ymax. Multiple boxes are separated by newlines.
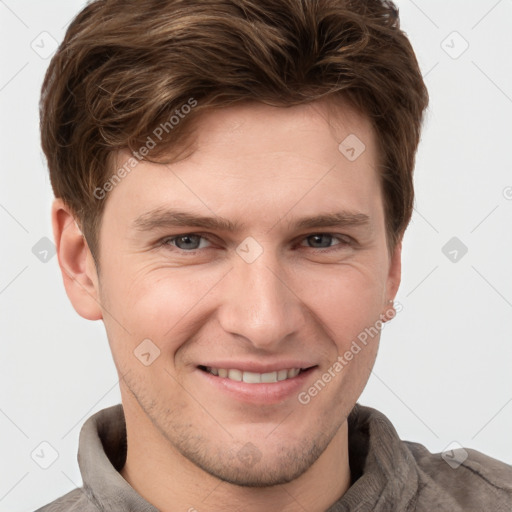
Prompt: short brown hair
<box><xmin>40</xmin><ymin>0</ymin><xmax>428</xmax><ymax>261</ymax></box>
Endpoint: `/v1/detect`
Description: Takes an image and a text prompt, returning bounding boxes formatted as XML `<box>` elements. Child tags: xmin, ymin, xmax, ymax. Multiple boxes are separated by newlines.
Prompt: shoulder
<box><xmin>34</xmin><ymin>487</ymin><xmax>98</xmax><ymax>512</ymax></box>
<box><xmin>405</xmin><ymin>440</ymin><xmax>512</xmax><ymax>511</ymax></box>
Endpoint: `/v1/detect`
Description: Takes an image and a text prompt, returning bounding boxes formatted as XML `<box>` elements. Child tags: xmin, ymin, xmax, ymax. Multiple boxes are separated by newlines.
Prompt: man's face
<box><xmin>93</xmin><ymin>100</ymin><xmax>400</xmax><ymax>486</ymax></box>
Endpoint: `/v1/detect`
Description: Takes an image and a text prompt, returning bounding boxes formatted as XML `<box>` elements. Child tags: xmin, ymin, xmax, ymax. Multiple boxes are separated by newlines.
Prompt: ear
<box><xmin>382</xmin><ymin>239</ymin><xmax>402</xmax><ymax>322</ymax></box>
<box><xmin>51</xmin><ymin>198</ymin><xmax>103</xmax><ymax>320</ymax></box>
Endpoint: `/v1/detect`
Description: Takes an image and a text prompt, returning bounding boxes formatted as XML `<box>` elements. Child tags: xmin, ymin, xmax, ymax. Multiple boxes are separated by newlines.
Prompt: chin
<box><xmin>167</xmin><ymin>425</ymin><xmax>335</xmax><ymax>488</ymax></box>
<box><xmin>191</xmin><ymin>446</ymin><xmax>325</xmax><ymax>488</ymax></box>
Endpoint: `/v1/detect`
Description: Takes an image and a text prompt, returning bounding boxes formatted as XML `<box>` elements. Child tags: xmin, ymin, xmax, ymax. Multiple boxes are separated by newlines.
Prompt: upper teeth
<box><xmin>206</xmin><ymin>367</ymin><xmax>301</xmax><ymax>383</ymax></box>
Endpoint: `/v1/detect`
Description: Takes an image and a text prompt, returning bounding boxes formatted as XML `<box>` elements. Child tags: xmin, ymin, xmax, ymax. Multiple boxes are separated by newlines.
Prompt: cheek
<box><xmin>295</xmin><ymin>262</ymin><xmax>386</xmax><ymax>349</ymax></box>
<box><xmin>100</xmin><ymin>262</ymin><xmax>226</xmax><ymax>354</ymax></box>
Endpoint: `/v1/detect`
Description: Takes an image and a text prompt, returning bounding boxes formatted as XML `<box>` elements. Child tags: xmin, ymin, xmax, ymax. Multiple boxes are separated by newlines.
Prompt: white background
<box><xmin>1</xmin><ymin>1</ymin><xmax>511</xmax><ymax>511</ymax></box>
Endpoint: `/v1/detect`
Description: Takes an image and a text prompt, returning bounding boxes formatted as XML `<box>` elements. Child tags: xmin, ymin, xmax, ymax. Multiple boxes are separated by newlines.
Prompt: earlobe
<box><xmin>52</xmin><ymin>198</ymin><xmax>103</xmax><ymax>321</ymax></box>
<box><xmin>382</xmin><ymin>240</ymin><xmax>402</xmax><ymax>322</ymax></box>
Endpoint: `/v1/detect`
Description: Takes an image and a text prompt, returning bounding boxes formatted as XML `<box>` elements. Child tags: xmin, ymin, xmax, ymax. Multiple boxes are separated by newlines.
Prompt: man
<box><xmin>36</xmin><ymin>0</ymin><xmax>512</xmax><ymax>511</ymax></box>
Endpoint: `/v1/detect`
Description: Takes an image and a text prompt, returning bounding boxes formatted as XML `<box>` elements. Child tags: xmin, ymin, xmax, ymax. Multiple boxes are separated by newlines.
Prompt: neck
<box><xmin>120</xmin><ymin>394</ymin><xmax>351</xmax><ymax>512</ymax></box>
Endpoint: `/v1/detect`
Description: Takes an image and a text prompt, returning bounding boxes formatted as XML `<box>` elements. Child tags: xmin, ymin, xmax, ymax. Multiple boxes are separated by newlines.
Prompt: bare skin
<box><xmin>53</xmin><ymin>99</ymin><xmax>401</xmax><ymax>512</ymax></box>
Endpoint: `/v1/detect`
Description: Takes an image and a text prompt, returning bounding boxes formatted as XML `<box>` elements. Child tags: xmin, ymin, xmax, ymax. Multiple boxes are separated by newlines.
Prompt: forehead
<box><xmin>190</xmin><ymin>99</ymin><xmax>373</xmax><ymax>159</ymax></box>
<box><xmin>103</xmin><ymin>100</ymin><xmax>382</xmax><ymax>230</ymax></box>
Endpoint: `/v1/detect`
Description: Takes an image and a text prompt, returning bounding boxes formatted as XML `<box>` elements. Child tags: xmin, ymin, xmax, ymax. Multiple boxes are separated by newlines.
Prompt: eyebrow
<box><xmin>133</xmin><ymin>208</ymin><xmax>242</xmax><ymax>232</ymax></box>
<box><xmin>292</xmin><ymin>212</ymin><xmax>370</xmax><ymax>230</ymax></box>
<box><xmin>132</xmin><ymin>207</ymin><xmax>371</xmax><ymax>233</ymax></box>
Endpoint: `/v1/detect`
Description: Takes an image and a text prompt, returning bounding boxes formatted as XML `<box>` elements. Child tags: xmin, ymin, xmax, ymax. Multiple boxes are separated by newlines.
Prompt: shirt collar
<box><xmin>328</xmin><ymin>403</ymin><xmax>420</xmax><ymax>511</ymax></box>
<box><xmin>78</xmin><ymin>402</ymin><xmax>418</xmax><ymax>511</ymax></box>
<box><xmin>78</xmin><ymin>403</ymin><xmax>158</xmax><ymax>511</ymax></box>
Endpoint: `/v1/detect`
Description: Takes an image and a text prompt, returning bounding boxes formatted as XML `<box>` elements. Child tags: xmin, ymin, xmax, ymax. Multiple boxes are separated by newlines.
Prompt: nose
<box><xmin>216</xmin><ymin>253</ymin><xmax>306</xmax><ymax>351</ymax></box>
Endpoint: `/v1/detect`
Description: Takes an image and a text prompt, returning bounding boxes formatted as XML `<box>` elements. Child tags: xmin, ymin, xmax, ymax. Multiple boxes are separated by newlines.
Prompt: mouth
<box><xmin>198</xmin><ymin>365</ymin><xmax>314</xmax><ymax>383</ymax></box>
<box><xmin>196</xmin><ymin>363</ymin><xmax>318</xmax><ymax>404</ymax></box>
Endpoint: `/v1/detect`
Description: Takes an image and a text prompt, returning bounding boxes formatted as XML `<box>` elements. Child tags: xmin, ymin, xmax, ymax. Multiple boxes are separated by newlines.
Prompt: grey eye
<box><xmin>304</xmin><ymin>234</ymin><xmax>336</xmax><ymax>248</ymax></box>
<box><xmin>171</xmin><ymin>234</ymin><xmax>203</xmax><ymax>250</ymax></box>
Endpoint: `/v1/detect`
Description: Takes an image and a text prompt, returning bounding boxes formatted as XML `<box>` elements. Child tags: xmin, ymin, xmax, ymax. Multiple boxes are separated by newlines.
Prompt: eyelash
<box><xmin>158</xmin><ymin>232</ymin><xmax>354</xmax><ymax>253</ymax></box>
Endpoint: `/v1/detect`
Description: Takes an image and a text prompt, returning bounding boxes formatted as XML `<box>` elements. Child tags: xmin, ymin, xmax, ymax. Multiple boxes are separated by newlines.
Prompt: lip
<box><xmin>196</xmin><ymin>365</ymin><xmax>317</xmax><ymax>405</ymax></box>
<box><xmin>198</xmin><ymin>361</ymin><xmax>316</xmax><ymax>373</ymax></box>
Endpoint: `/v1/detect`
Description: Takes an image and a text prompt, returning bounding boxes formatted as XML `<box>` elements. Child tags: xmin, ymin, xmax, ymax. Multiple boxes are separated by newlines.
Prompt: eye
<box><xmin>162</xmin><ymin>234</ymin><xmax>212</xmax><ymax>251</ymax></box>
<box><xmin>300</xmin><ymin>233</ymin><xmax>350</xmax><ymax>249</ymax></box>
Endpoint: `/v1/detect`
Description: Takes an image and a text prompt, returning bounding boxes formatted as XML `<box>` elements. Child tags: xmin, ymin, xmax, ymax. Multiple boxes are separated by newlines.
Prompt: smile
<box><xmin>199</xmin><ymin>366</ymin><xmax>306</xmax><ymax>383</ymax></box>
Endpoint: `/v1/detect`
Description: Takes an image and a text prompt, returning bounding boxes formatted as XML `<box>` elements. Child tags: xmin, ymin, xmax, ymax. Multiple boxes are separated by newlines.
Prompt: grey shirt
<box><xmin>35</xmin><ymin>403</ymin><xmax>512</xmax><ymax>511</ymax></box>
